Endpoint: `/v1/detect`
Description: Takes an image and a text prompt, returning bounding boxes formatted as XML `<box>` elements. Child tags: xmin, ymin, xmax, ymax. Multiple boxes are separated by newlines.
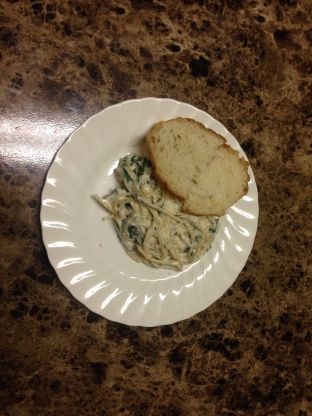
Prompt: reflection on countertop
<box><xmin>0</xmin><ymin>1</ymin><xmax>311</xmax><ymax>415</ymax></box>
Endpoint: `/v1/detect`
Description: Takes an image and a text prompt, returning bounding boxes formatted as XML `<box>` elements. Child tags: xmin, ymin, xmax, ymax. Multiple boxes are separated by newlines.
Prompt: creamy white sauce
<box><xmin>95</xmin><ymin>154</ymin><xmax>218</xmax><ymax>270</ymax></box>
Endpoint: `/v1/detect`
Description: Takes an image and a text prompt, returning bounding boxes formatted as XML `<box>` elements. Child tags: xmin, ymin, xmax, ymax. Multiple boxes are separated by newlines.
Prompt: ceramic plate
<box><xmin>40</xmin><ymin>98</ymin><xmax>258</xmax><ymax>327</ymax></box>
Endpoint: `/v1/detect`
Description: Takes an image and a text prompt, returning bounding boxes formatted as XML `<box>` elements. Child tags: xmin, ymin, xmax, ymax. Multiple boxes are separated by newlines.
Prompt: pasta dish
<box><xmin>94</xmin><ymin>154</ymin><xmax>218</xmax><ymax>270</ymax></box>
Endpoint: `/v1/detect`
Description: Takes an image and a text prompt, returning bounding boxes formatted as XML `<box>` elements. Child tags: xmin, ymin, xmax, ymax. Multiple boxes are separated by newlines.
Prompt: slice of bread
<box><xmin>145</xmin><ymin>117</ymin><xmax>249</xmax><ymax>216</ymax></box>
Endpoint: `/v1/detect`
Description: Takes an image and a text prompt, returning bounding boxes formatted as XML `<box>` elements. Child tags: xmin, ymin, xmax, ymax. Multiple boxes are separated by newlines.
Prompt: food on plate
<box><xmin>94</xmin><ymin>118</ymin><xmax>250</xmax><ymax>270</ymax></box>
<box><xmin>146</xmin><ymin>117</ymin><xmax>249</xmax><ymax>216</ymax></box>
<box><xmin>94</xmin><ymin>154</ymin><xmax>219</xmax><ymax>270</ymax></box>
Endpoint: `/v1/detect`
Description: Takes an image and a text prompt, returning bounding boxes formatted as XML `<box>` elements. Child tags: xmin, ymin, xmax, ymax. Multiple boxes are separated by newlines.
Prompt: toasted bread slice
<box><xmin>145</xmin><ymin>117</ymin><xmax>249</xmax><ymax>216</ymax></box>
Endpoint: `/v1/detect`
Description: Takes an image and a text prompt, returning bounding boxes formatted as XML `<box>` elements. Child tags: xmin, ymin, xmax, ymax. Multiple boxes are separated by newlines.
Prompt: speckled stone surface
<box><xmin>0</xmin><ymin>0</ymin><xmax>311</xmax><ymax>415</ymax></box>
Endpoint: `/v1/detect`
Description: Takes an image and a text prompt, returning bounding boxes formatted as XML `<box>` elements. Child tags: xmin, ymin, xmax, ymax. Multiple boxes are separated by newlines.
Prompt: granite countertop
<box><xmin>1</xmin><ymin>1</ymin><xmax>311</xmax><ymax>415</ymax></box>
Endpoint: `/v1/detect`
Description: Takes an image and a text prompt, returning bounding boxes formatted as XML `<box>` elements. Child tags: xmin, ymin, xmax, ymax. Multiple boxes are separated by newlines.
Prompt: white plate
<box><xmin>40</xmin><ymin>98</ymin><xmax>258</xmax><ymax>327</ymax></box>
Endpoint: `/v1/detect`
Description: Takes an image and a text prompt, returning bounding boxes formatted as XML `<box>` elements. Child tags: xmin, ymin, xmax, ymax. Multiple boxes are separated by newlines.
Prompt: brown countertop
<box><xmin>0</xmin><ymin>1</ymin><xmax>311</xmax><ymax>415</ymax></box>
